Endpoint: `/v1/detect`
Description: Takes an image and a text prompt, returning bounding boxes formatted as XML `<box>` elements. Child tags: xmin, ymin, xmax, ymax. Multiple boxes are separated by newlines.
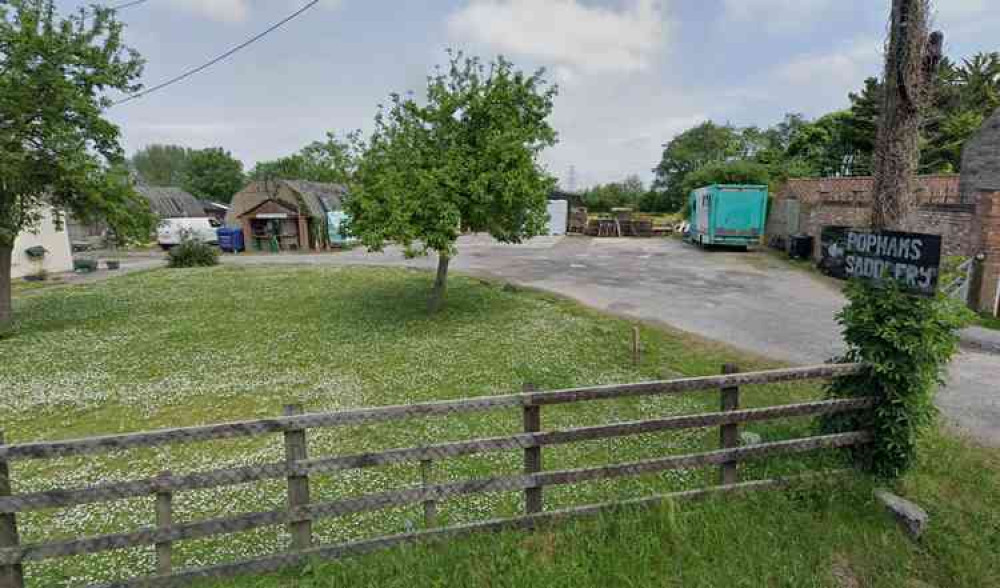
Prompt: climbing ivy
<box><xmin>822</xmin><ymin>280</ymin><xmax>972</xmax><ymax>478</ymax></box>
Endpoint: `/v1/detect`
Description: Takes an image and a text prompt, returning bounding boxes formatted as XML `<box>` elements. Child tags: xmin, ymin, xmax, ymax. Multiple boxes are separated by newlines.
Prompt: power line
<box><xmin>77</xmin><ymin>0</ymin><xmax>150</xmax><ymax>17</ymax></box>
<box><xmin>110</xmin><ymin>0</ymin><xmax>151</xmax><ymax>10</ymax></box>
<box><xmin>113</xmin><ymin>0</ymin><xmax>320</xmax><ymax>106</ymax></box>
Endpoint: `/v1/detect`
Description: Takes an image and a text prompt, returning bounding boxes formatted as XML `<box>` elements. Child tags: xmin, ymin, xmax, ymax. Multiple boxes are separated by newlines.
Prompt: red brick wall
<box><xmin>777</xmin><ymin>175</ymin><xmax>960</xmax><ymax>207</ymax></box>
<box><xmin>976</xmin><ymin>191</ymin><xmax>1000</xmax><ymax>316</ymax></box>
<box><xmin>909</xmin><ymin>205</ymin><xmax>978</xmax><ymax>256</ymax></box>
<box><xmin>770</xmin><ymin>175</ymin><xmax>976</xmax><ymax>259</ymax></box>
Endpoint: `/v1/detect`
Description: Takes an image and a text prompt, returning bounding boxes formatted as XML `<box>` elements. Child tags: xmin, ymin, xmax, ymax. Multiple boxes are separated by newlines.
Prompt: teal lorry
<box><xmin>687</xmin><ymin>185</ymin><xmax>769</xmax><ymax>248</ymax></box>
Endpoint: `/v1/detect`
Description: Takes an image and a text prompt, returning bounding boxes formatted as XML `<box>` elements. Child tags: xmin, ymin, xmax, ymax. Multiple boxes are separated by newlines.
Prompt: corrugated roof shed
<box><xmin>226</xmin><ymin>180</ymin><xmax>346</xmax><ymax>225</ymax></box>
<box><xmin>138</xmin><ymin>186</ymin><xmax>207</xmax><ymax>218</ymax></box>
<box><xmin>284</xmin><ymin>180</ymin><xmax>346</xmax><ymax>216</ymax></box>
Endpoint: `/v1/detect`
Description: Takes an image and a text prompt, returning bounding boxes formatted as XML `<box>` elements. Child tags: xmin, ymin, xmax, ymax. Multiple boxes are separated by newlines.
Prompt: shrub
<box><xmin>168</xmin><ymin>239</ymin><xmax>219</xmax><ymax>268</ymax></box>
<box><xmin>821</xmin><ymin>280</ymin><xmax>972</xmax><ymax>478</ymax></box>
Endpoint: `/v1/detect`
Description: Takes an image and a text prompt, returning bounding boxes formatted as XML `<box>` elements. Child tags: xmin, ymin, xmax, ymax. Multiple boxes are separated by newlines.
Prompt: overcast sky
<box><xmin>58</xmin><ymin>0</ymin><xmax>1000</xmax><ymax>189</ymax></box>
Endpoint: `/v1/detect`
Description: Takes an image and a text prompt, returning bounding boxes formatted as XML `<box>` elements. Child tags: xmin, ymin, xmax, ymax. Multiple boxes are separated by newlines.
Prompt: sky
<box><xmin>56</xmin><ymin>0</ymin><xmax>1000</xmax><ymax>189</ymax></box>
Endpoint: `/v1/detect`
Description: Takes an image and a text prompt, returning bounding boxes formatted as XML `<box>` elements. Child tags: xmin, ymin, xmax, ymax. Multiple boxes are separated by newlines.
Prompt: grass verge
<box><xmin>2</xmin><ymin>266</ymin><xmax>996</xmax><ymax>587</ymax></box>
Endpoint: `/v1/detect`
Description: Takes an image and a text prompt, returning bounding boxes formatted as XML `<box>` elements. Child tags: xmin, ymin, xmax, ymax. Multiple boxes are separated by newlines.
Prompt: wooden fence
<box><xmin>0</xmin><ymin>363</ymin><xmax>872</xmax><ymax>588</ymax></box>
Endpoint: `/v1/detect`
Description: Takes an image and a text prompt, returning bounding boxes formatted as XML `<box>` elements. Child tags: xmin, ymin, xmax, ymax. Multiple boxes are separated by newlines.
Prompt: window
<box><xmin>52</xmin><ymin>209</ymin><xmax>65</xmax><ymax>232</ymax></box>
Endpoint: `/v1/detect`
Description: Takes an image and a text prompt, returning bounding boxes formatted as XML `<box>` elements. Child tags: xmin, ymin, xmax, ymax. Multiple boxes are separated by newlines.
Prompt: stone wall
<box><xmin>960</xmin><ymin>108</ymin><xmax>1000</xmax><ymax>204</ymax></box>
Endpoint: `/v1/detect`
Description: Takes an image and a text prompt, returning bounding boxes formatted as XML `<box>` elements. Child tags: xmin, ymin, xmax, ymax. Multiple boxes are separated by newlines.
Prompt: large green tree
<box><xmin>130</xmin><ymin>144</ymin><xmax>193</xmax><ymax>186</ymax></box>
<box><xmin>0</xmin><ymin>0</ymin><xmax>150</xmax><ymax>332</ymax></box>
<box><xmin>252</xmin><ymin>132</ymin><xmax>361</xmax><ymax>184</ymax></box>
<box><xmin>651</xmin><ymin>122</ymin><xmax>743</xmax><ymax>212</ymax></box>
<box><xmin>682</xmin><ymin>160</ymin><xmax>771</xmax><ymax>197</ymax></box>
<box><xmin>347</xmin><ymin>53</ymin><xmax>558</xmax><ymax>312</ymax></box>
<box><xmin>180</xmin><ymin>148</ymin><xmax>245</xmax><ymax>203</ymax></box>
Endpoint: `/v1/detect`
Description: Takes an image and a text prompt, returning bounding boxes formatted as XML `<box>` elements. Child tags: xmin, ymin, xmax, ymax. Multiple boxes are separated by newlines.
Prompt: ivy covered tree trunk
<box><xmin>428</xmin><ymin>253</ymin><xmax>450</xmax><ymax>314</ymax></box>
<box><xmin>825</xmin><ymin>0</ymin><xmax>965</xmax><ymax>480</ymax></box>
<box><xmin>871</xmin><ymin>0</ymin><xmax>940</xmax><ymax>230</ymax></box>
<box><xmin>0</xmin><ymin>242</ymin><xmax>13</xmax><ymax>333</ymax></box>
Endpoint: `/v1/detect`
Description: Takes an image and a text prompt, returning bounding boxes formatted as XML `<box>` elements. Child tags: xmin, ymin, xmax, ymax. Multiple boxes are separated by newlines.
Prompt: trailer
<box><xmin>688</xmin><ymin>184</ymin><xmax>769</xmax><ymax>249</ymax></box>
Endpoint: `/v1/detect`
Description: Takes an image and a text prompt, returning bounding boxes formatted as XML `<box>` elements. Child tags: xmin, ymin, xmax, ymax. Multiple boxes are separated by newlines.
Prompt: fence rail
<box><xmin>0</xmin><ymin>363</ymin><xmax>871</xmax><ymax>588</ymax></box>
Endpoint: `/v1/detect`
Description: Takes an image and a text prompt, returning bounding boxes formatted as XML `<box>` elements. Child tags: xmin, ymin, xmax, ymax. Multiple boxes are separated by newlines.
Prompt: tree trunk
<box><xmin>871</xmin><ymin>0</ymin><xmax>935</xmax><ymax>230</ymax></box>
<box><xmin>428</xmin><ymin>253</ymin><xmax>450</xmax><ymax>313</ymax></box>
<box><xmin>0</xmin><ymin>244</ymin><xmax>12</xmax><ymax>334</ymax></box>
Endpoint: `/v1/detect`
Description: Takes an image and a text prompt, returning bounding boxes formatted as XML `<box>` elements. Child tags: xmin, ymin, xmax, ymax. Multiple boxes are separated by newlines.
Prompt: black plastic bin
<box><xmin>789</xmin><ymin>234</ymin><xmax>814</xmax><ymax>260</ymax></box>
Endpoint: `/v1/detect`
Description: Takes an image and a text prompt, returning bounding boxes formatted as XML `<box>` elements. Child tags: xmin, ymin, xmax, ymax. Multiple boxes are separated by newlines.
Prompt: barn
<box><xmin>226</xmin><ymin>180</ymin><xmax>346</xmax><ymax>251</ymax></box>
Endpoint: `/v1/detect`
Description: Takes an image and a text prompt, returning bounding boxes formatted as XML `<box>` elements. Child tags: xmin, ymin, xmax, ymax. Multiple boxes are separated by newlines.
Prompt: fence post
<box><xmin>420</xmin><ymin>460</ymin><xmax>438</xmax><ymax>528</ymax></box>
<box><xmin>0</xmin><ymin>431</ymin><xmax>24</xmax><ymax>588</ymax></box>
<box><xmin>154</xmin><ymin>471</ymin><xmax>173</xmax><ymax>577</ymax></box>
<box><xmin>522</xmin><ymin>383</ymin><xmax>543</xmax><ymax>515</ymax></box>
<box><xmin>283</xmin><ymin>404</ymin><xmax>312</xmax><ymax>551</ymax></box>
<box><xmin>631</xmin><ymin>326</ymin><xmax>641</xmax><ymax>367</ymax></box>
<box><xmin>720</xmin><ymin>364</ymin><xmax>741</xmax><ymax>486</ymax></box>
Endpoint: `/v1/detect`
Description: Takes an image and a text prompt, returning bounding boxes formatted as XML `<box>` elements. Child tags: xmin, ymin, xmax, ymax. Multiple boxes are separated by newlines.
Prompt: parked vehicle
<box><xmin>687</xmin><ymin>185</ymin><xmax>768</xmax><ymax>249</ymax></box>
<box><xmin>157</xmin><ymin>218</ymin><xmax>220</xmax><ymax>250</ymax></box>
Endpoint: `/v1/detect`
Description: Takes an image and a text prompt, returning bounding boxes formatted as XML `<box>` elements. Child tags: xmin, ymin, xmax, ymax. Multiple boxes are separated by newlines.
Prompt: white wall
<box><xmin>547</xmin><ymin>200</ymin><xmax>568</xmax><ymax>236</ymax></box>
<box><xmin>11</xmin><ymin>208</ymin><xmax>74</xmax><ymax>279</ymax></box>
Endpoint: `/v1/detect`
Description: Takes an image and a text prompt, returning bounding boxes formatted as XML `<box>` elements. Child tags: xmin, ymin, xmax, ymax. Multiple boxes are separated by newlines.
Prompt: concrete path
<box><xmin>961</xmin><ymin>326</ymin><xmax>1000</xmax><ymax>354</ymax></box>
<box><xmin>221</xmin><ymin>235</ymin><xmax>999</xmax><ymax>447</ymax></box>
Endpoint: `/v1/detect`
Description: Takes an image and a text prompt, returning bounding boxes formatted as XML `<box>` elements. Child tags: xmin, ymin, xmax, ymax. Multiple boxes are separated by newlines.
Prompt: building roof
<box><xmin>283</xmin><ymin>180</ymin><xmax>346</xmax><ymax>217</ymax></box>
<box><xmin>226</xmin><ymin>180</ymin><xmax>346</xmax><ymax>225</ymax></box>
<box><xmin>138</xmin><ymin>186</ymin><xmax>207</xmax><ymax>218</ymax></box>
<box><xmin>776</xmin><ymin>175</ymin><xmax>960</xmax><ymax>206</ymax></box>
<box><xmin>199</xmin><ymin>200</ymin><xmax>230</xmax><ymax>213</ymax></box>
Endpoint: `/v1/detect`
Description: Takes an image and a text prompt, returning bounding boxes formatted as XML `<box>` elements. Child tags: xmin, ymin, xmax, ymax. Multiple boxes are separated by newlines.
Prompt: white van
<box><xmin>157</xmin><ymin>218</ymin><xmax>220</xmax><ymax>249</ymax></box>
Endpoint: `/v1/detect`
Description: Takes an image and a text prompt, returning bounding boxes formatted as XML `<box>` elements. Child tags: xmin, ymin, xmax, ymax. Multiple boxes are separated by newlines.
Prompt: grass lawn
<box><xmin>2</xmin><ymin>266</ymin><xmax>997</xmax><ymax>587</ymax></box>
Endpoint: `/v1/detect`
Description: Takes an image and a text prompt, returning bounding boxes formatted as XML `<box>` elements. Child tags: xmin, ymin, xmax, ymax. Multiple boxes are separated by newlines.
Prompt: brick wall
<box><xmin>802</xmin><ymin>202</ymin><xmax>871</xmax><ymax>258</ymax></box>
<box><xmin>797</xmin><ymin>201</ymin><xmax>977</xmax><ymax>259</ymax></box>
<box><xmin>975</xmin><ymin>191</ymin><xmax>1000</xmax><ymax>316</ymax></box>
<box><xmin>769</xmin><ymin>175</ymin><xmax>979</xmax><ymax>259</ymax></box>
<box><xmin>909</xmin><ymin>204</ymin><xmax>978</xmax><ymax>257</ymax></box>
<box><xmin>778</xmin><ymin>175</ymin><xmax>960</xmax><ymax>207</ymax></box>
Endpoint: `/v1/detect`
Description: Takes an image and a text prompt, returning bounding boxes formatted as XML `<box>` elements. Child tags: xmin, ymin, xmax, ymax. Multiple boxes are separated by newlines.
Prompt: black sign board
<box><xmin>819</xmin><ymin>227</ymin><xmax>942</xmax><ymax>296</ymax></box>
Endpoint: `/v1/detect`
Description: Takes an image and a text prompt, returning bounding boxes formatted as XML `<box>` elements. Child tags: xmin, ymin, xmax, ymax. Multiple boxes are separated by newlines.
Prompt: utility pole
<box><xmin>568</xmin><ymin>165</ymin><xmax>578</xmax><ymax>193</ymax></box>
<box><xmin>871</xmin><ymin>0</ymin><xmax>943</xmax><ymax>230</ymax></box>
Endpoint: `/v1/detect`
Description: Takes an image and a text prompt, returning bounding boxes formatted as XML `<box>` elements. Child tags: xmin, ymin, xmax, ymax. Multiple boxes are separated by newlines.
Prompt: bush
<box><xmin>821</xmin><ymin>280</ymin><xmax>973</xmax><ymax>478</ymax></box>
<box><xmin>168</xmin><ymin>239</ymin><xmax>219</xmax><ymax>268</ymax></box>
<box><xmin>681</xmin><ymin>160</ymin><xmax>771</xmax><ymax>197</ymax></box>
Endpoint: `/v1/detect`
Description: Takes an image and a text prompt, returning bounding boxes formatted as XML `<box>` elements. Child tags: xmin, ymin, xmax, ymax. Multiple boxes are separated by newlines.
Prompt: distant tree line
<box><xmin>129</xmin><ymin>132</ymin><xmax>362</xmax><ymax>204</ymax></box>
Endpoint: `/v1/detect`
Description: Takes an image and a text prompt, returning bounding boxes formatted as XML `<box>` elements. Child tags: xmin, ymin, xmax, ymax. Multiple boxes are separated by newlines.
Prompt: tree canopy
<box><xmin>251</xmin><ymin>132</ymin><xmax>361</xmax><ymax>184</ymax></box>
<box><xmin>346</xmin><ymin>52</ymin><xmax>558</xmax><ymax>312</ymax></box>
<box><xmin>648</xmin><ymin>50</ymin><xmax>1000</xmax><ymax>213</ymax></box>
<box><xmin>180</xmin><ymin>148</ymin><xmax>245</xmax><ymax>203</ymax></box>
<box><xmin>130</xmin><ymin>144</ymin><xmax>194</xmax><ymax>187</ymax></box>
<box><xmin>0</xmin><ymin>0</ymin><xmax>150</xmax><ymax>330</ymax></box>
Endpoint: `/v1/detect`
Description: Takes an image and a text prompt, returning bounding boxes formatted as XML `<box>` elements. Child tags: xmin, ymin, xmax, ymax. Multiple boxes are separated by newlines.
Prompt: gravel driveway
<box><xmin>218</xmin><ymin>235</ymin><xmax>996</xmax><ymax>446</ymax></box>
